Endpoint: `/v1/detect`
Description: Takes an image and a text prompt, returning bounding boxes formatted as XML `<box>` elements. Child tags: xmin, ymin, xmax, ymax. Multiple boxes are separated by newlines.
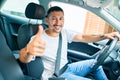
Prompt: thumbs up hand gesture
<box><xmin>26</xmin><ymin>25</ymin><xmax>46</xmax><ymax>57</ymax></box>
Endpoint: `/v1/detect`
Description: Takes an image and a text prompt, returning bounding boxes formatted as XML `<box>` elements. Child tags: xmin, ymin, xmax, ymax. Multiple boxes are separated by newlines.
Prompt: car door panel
<box><xmin>0</xmin><ymin>12</ymin><xmax>28</xmax><ymax>50</ymax></box>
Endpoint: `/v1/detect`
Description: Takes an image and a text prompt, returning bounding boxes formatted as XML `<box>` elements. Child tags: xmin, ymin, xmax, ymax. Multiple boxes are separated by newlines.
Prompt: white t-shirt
<box><xmin>32</xmin><ymin>29</ymin><xmax>77</xmax><ymax>80</ymax></box>
<box><xmin>41</xmin><ymin>29</ymin><xmax>77</xmax><ymax>80</ymax></box>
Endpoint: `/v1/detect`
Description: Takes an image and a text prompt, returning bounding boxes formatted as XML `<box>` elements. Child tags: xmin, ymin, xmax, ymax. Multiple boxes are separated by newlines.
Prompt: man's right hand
<box><xmin>26</xmin><ymin>25</ymin><xmax>46</xmax><ymax>57</ymax></box>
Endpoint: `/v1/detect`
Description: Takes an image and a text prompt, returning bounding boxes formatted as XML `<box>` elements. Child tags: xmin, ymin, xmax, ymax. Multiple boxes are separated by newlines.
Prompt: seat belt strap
<box><xmin>54</xmin><ymin>33</ymin><xmax>62</xmax><ymax>77</ymax></box>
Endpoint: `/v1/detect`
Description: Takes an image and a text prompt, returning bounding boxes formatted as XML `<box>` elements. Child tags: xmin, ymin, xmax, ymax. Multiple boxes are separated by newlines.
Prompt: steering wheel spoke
<box><xmin>92</xmin><ymin>36</ymin><xmax>119</xmax><ymax>71</ymax></box>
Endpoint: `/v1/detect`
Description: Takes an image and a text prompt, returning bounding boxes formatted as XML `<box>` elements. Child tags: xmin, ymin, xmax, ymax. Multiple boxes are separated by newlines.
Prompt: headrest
<box><xmin>25</xmin><ymin>2</ymin><xmax>46</xmax><ymax>19</ymax></box>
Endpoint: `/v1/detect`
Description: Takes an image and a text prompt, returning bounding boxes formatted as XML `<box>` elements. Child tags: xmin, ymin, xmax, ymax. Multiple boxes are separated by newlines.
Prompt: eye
<box><xmin>52</xmin><ymin>17</ymin><xmax>57</xmax><ymax>20</ymax></box>
<box><xmin>60</xmin><ymin>17</ymin><xmax>64</xmax><ymax>20</ymax></box>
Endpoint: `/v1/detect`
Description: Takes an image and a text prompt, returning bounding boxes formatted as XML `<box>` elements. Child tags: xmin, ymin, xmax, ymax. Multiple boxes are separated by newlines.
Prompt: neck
<box><xmin>45</xmin><ymin>30</ymin><xmax>59</xmax><ymax>37</ymax></box>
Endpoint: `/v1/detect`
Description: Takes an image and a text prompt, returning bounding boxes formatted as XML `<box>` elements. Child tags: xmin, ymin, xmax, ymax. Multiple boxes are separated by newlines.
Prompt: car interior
<box><xmin>0</xmin><ymin>0</ymin><xmax>120</xmax><ymax>80</ymax></box>
<box><xmin>17</xmin><ymin>2</ymin><xmax>47</xmax><ymax>80</ymax></box>
<box><xmin>0</xmin><ymin>30</ymin><xmax>24</xmax><ymax>80</ymax></box>
<box><xmin>0</xmin><ymin>2</ymin><xmax>46</xmax><ymax>80</ymax></box>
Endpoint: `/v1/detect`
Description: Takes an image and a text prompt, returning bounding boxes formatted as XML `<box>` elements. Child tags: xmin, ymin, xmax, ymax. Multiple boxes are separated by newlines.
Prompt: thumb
<box><xmin>36</xmin><ymin>25</ymin><xmax>43</xmax><ymax>37</ymax></box>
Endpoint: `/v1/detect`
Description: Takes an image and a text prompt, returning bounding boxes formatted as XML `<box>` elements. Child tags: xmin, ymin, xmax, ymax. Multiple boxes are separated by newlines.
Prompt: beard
<box><xmin>52</xmin><ymin>25</ymin><xmax>63</xmax><ymax>33</ymax></box>
<box><xmin>52</xmin><ymin>29</ymin><xmax>60</xmax><ymax>33</ymax></box>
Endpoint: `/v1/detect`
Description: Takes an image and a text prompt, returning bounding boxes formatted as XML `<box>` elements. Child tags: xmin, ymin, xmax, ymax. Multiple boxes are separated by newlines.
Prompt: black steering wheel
<box><xmin>92</xmin><ymin>36</ymin><xmax>119</xmax><ymax>71</ymax></box>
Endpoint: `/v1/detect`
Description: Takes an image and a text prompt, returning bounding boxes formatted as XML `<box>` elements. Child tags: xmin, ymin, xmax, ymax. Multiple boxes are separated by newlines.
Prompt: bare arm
<box><xmin>73</xmin><ymin>32</ymin><xmax>120</xmax><ymax>42</ymax></box>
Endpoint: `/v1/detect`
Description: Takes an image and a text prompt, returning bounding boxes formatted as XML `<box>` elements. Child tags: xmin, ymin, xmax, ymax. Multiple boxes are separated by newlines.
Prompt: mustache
<box><xmin>53</xmin><ymin>25</ymin><xmax>62</xmax><ymax>27</ymax></box>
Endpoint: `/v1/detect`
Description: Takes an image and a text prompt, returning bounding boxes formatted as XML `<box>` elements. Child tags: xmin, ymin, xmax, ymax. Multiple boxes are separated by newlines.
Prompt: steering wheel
<box><xmin>92</xmin><ymin>36</ymin><xmax>119</xmax><ymax>71</ymax></box>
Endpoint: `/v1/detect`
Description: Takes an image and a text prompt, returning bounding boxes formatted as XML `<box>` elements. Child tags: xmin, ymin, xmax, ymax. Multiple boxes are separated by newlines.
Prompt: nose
<box><xmin>55</xmin><ymin>19</ymin><xmax>60</xmax><ymax>25</ymax></box>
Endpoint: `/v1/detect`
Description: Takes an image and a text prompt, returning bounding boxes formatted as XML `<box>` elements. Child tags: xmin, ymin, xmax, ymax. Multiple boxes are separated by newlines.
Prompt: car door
<box><xmin>0</xmin><ymin>0</ymin><xmax>41</xmax><ymax>51</ymax></box>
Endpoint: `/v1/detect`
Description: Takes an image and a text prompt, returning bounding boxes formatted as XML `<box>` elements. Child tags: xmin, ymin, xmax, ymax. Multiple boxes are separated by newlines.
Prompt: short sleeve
<box><xmin>61</xmin><ymin>29</ymin><xmax>78</xmax><ymax>43</ymax></box>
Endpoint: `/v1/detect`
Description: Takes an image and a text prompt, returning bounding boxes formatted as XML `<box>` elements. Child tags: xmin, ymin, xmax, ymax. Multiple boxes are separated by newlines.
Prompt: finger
<box><xmin>35</xmin><ymin>50</ymin><xmax>44</xmax><ymax>56</ymax></box>
<box><xmin>35</xmin><ymin>25</ymin><xmax>43</xmax><ymax>38</ymax></box>
<box><xmin>38</xmin><ymin>39</ymin><xmax>46</xmax><ymax>45</ymax></box>
<box><xmin>110</xmin><ymin>36</ymin><xmax>114</xmax><ymax>40</ymax></box>
<box><xmin>28</xmin><ymin>46</ymin><xmax>45</xmax><ymax>55</ymax></box>
<box><xmin>32</xmin><ymin>47</ymin><xmax>45</xmax><ymax>56</ymax></box>
<box><xmin>32</xmin><ymin>39</ymin><xmax>46</xmax><ymax>48</ymax></box>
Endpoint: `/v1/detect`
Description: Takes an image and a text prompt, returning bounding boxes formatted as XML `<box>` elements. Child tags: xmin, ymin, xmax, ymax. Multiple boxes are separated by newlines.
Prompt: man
<box><xmin>19</xmin><ymin>6</ymin><xmax>120</xmax><ymax>80</ymax></box>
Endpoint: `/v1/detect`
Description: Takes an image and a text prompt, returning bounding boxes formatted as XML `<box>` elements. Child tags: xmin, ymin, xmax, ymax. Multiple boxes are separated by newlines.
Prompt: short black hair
<box><xmin>46</xmin><ymin>6</ymin><xmax>64</xmax><ymax>17</ymax></box>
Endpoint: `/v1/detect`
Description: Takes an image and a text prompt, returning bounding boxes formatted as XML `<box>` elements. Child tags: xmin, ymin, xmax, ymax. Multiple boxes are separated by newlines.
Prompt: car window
<box><xmin>49</xmin><ymin>1</ymin><xmax>115</xmax><ymax>34</ymax></box>
<box><xmin>1</xmin><ymin>0</ymin><xmax>39</xmax><ymax>18</ymax></box>
<box><xmin>105</xmin><ymin>0</ymin><xmax>120</xmax><ymax>22</ymax></box>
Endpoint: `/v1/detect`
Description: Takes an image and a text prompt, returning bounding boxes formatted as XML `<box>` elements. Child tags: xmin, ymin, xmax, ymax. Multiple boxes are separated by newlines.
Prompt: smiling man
<box><xmin>19</xmin><ymin>6</ymin><xmax>120</xmax><ymax>80</ymax></box>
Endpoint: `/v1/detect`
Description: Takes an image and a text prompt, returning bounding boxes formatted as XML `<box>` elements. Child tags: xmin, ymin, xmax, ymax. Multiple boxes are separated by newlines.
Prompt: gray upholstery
<box><xmin>18</xmin><ymin>2</ymin><xmax>47</xmax><ymax>49</ymax></box>
<box><xmin>0</xmin><ymin>72</ymin><xmax>4</xmax><ymax>80</ymax></box>
<box><xmin>0</xmin><ymin>30</ymin><xmax>37</xmax><ymax>80</ymax></box>
<box><xmin>0</xmin><ymin>31</ymin><xmax>24</xmax><ymax>80</ymax></box>
<box><xmin>17</xmin><ymin>3</ymin><xmax>46</xmax><ymax>80</ymax></box>
<box><xmin>25</xmin><ymin>2</ymin><xmax>46</xmax><ymax>19</ymax></box>
<box><xmin>18</xmin><ymin>24</ymin><xmax>47</xmax><ymax>49</ymax></box>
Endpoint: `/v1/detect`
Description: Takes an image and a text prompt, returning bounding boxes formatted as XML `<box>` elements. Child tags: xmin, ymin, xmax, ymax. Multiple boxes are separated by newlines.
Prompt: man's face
<box><xmin>46</xmin><ymin>11</ymin><xmax>64</xmax><ymax>33</ymax></box>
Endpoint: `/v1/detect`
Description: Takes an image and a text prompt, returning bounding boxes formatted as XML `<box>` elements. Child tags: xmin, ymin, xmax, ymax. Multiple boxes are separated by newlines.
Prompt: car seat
<box><xmin>0</xmin><ymin>30</ymin><xmax>35</xmax><ymax>80</ymax></box>
<box><xmin>17</xmin><ymin>2</ymin><xmax>47</xmax><ymax>80</ymax></box>
<box><xmin>18</xmin><ymin>2</ymin><xmax>46</xmax><ymax>49</ymax></box>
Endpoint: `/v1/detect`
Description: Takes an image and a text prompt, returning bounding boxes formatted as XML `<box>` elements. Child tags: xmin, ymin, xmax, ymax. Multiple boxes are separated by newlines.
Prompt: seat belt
<box><xmin>53</xmin><ymin>33</ymin><xmax>62</xmax><ymax>77</ymax></box>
